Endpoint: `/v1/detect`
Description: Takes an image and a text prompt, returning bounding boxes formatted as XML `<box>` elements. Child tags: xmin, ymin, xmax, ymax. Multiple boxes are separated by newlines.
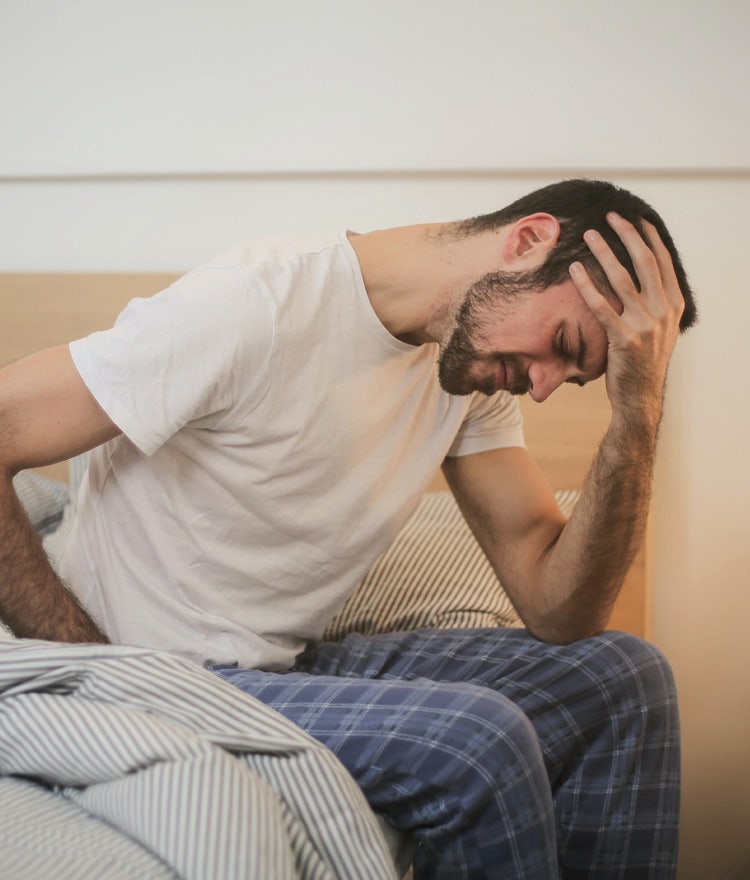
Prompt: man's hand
<box><xmin>569</xmin><ymin>213</ymin><xmax>685</xmax><ymax>437</ymax></box>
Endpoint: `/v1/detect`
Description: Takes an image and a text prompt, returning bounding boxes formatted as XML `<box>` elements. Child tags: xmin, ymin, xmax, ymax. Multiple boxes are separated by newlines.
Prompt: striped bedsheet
<box><xmin>0</xmin><ymin>639</ymin><xmax>397</xmax><ymax>880</ymax></box>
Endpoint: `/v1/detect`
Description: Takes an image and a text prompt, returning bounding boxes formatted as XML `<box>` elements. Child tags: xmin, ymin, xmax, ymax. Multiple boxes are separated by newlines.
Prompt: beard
<box><xmin>437</xmin><ymin>270</ymin><xmax>535</xmax><ymax>397</ymax></box>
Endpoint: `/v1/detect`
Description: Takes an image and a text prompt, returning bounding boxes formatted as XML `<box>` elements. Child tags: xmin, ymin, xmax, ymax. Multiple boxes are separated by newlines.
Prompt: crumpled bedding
<box><xmin>0</xmin><ymin>639</ymin><xmax>397</xmax><ymax>880</ymax></box>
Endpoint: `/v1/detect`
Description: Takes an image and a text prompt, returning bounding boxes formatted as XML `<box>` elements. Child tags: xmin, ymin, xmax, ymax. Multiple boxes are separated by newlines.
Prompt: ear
<box><xmin>502</xmin><ymin>213</ymin><xmax>560</xmax><ymax>266</ymax></box>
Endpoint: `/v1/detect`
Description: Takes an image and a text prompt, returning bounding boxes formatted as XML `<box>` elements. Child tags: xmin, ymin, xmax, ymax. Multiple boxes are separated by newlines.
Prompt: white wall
<box><xmin>1</xmin><ymin>0</ymin><xmax>746</xmax><ymax>177</ymax></box>
<box><xmin>645</xmin><ymin>175</ymin><xmax>750</xmax><ymax>879</ymax></box>
<box><xmin>2</xmin><ymin>2</ymin><xmax>749</xmax><ymax>877</ymax></box>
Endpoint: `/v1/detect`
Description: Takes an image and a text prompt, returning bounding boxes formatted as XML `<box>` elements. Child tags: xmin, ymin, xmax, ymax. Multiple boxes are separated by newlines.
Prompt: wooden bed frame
<box><xmin>0</xmin><ymin>273</ymin><xmax>648</xmax><ymax>638</ymax></box>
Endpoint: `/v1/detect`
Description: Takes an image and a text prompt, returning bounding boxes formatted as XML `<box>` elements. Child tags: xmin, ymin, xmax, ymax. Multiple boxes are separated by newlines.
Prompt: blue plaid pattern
<box><xmin>212</xmin><ymin>628</ymin><xmax>679</xmax><ymax>879</ymax></box>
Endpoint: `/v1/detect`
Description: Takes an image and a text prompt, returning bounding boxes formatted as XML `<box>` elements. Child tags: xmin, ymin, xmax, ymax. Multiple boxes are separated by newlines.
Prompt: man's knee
<box><xmin>417</xmin><ymin>684</ymin><xmax>547</xmax><ymax>795</ymax></box>
<box><xmin>582</xmin><ymin>630</ymin><xmax>677</xmax><ymax>708</ymax></box>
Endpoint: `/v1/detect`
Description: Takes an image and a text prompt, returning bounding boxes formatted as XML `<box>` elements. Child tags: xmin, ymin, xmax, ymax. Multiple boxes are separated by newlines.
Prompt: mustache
<box><xmin>505</xmin><ymin>365</ymin><xmax>530</xmax><ymax>395</ymax></box>
<box><xmin>498</xmin><ymin>354</ymin><xmax>531</xmax><ymax>396</ymax></box>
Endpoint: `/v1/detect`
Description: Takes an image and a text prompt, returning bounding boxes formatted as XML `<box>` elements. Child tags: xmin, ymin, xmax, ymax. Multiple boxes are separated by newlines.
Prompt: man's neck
<box><xmin>347</xmin><ymin>223</ymin><xmax>504</xmax><ymax>346</ymax></box>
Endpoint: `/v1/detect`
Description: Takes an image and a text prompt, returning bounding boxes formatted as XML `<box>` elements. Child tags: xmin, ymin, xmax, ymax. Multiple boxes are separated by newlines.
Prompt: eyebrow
<box><xmin>576</xmin><ymin>324</ymin><xmax>588</xmax><ymax>373</ymax></box>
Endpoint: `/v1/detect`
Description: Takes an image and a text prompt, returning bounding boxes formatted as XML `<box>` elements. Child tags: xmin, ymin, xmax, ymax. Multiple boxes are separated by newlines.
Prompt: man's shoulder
<box><xmin>199</xmin><ymin>231</ymin><xmax>349</xmax><ymax>274</ymax></box>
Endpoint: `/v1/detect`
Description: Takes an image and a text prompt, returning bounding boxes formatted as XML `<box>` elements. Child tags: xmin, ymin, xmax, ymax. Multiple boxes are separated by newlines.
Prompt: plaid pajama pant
<box><xmin>212</xmin><ymin>628</ymin><xmax>680</xmax><ymax>879</ymax></box>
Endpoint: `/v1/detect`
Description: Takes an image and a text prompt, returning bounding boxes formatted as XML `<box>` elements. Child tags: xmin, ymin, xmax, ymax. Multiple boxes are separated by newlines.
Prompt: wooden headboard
<box><xmin>0</xmin><ymin>273</ymin><xmax>647</xmax><ymax>637</ymax></box>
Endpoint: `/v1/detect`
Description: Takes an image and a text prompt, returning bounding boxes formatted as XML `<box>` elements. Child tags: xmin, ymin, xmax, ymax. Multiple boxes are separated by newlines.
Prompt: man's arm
<box><xmin>443</xmin><ymin>215</ymin><xmax>684</xmax><ymax>643</ymax></box>
<box><xmin>0</xmin><ymin>345</ymin><xmax>121</xmax><ymax>641</ymax></box>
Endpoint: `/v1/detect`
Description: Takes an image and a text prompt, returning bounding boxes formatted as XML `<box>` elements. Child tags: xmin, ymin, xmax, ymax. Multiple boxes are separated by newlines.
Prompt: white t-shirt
<box><xmin>64</xmin><ymin>232</ymin><xmax>525</xmax><ymax>669</ymax></box>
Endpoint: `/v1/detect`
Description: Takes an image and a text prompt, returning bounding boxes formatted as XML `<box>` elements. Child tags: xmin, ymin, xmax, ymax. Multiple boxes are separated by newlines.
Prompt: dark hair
<box><xmin>458</xmin><ymin>178</ymin><xmax>697</xmax><ymax>331</ymax></box>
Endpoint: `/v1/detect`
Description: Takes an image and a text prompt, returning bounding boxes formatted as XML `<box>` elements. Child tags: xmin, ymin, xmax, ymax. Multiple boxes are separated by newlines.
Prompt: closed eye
<box><xmin>557</xmin><ymin>324</ymin><xmax>589</xmax><ymax>387</ymax></box>
<box><xmin>555</xmin><ymin>326</ymin><xmax>570</xmax><ymax>359</ymax></box>
<box><xmin>556</xmin><ymin>325</ymin><xmax>588</xmax><ymax>382</ymax></box>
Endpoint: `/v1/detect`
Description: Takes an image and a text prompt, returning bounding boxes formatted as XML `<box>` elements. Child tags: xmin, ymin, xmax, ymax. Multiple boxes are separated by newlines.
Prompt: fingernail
<box><xmin>584</xmin><ymin>230</ymin><xmax>598</xmax><ymax>243</ymax></box>
<box><xmin>569</xmin><ymin>262</ymin><xmax>583</xmax><ymax>275</ymax></box>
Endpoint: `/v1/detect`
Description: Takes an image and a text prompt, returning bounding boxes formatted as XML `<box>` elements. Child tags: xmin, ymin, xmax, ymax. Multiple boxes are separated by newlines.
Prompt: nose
<box><xmin>527</xmin><ymin>362</ymin><xmax>567</xmax><ymax>403</ymax></box>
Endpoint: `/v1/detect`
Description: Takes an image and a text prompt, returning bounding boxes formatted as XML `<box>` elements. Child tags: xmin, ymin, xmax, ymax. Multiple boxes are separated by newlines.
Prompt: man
<box><xmin>0</xmin><ymin>179</ymin><xmax>695</xmax><ymax>877</ymax></box>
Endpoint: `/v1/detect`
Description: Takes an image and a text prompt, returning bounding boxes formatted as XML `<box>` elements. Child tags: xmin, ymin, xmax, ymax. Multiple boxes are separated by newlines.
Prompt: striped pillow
<box><xmin>13</xmin><ymin>471</ymin><xmax>69</xmax><ymax>537</ymax></box>
<box><xmin>323</xmin><ymin>489</ymin><xmax>579</xmax><ymax>641</ymax></box>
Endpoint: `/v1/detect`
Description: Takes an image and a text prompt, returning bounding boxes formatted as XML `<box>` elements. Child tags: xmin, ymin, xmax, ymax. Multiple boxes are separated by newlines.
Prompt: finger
<box><xmin>601</xmin><ymin>213</ymin><xmax>663</xmax><ymax>301</ymax></box>
<box><xmin>640</xmin><ymin>221</ymin><xmax>685</xmax><ymax>312</ymax></box>
<box><xmin>580</xmin><ymin>227</ymin><xmax>644</xmax><ymax>308</ymax></box>
<box><xmin>568</xmin><ymin>261</ymin><xmax>621</xmax><ymax>332</ymax></box>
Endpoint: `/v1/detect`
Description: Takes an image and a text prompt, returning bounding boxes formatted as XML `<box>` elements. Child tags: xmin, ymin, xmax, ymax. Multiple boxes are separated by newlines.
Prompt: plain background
<box><xmin>1</xmin><ymin>2</ymin><xmax>748</xmax><ymax>877</ymax></box>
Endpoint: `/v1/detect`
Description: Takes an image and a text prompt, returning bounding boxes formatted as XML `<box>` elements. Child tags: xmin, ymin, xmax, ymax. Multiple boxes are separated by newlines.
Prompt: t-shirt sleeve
<box><xmin>446</xmin><ymin>390</ymin><xmax>525</xmax><ymax>457</ymax></box>
<box><xmin>69</xmin><ymin>266</ymin><xmax>275</xmax><ymax>456</ymax></box>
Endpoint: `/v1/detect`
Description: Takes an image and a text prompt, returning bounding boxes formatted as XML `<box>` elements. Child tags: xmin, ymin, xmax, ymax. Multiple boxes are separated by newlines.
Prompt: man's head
<box><xmin>438</xmin><ymin>178</ymin><xmax>696</xmax><ymax>400</ymax></box>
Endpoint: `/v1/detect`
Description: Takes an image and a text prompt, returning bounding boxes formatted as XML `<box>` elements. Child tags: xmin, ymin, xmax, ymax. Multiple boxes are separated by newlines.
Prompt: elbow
<box><xmin>517</xmin><ymin>566</ymin><xmax>618</xmax><ymax>645</ymax></box>
<box><xmin>528</xmin><ymin>624</ymin><xmax>606</xmax><ymax>646</ymax></box>
<box><xmin>522</xmin><ymin>607</ymin><xmax>609</xmax><ymax>646</ymax></box>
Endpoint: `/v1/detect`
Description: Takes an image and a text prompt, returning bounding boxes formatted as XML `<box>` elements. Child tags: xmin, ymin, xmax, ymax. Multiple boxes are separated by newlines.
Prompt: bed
<box><xmin>0</xmin><ymin>273</ymin><xmax>649</xmax><ymax>878</ymax></box>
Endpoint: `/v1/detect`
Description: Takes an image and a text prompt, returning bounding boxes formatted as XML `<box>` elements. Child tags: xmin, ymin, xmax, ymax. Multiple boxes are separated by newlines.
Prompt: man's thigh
<box><xmin>210</xmin><ymin>661</ymin><xmax>548</xmax><ymax>829</ymax></box>
<box><xmin>298</xmin><ymin>626</ymin><xmax>669</xmax><ymax>702</ymax></box>
<box><xmin>297</xmin><ymin>627</ymin><xmax>679</xmax><ymax>772</ymax></box>
<box><xmin>211</xmin><ymin>628</ymin><xmax>679</xmax><ymax>876</ymax></box>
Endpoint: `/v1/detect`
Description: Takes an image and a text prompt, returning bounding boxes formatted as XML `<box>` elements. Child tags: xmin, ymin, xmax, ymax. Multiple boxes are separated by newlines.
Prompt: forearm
<box><xmin>531</xmin><ymin>408</ymin><xmax>659</xmax><ymax>642</ymax></box>
<box><xmin>528</xmin><ymin>212</ymin><xmax>686</xmax><ymax>643</ymax></box>
<box><xmin>0</xmin><ymin>473</ymin><xmax>108</xmax><ymax>642</ymax></box>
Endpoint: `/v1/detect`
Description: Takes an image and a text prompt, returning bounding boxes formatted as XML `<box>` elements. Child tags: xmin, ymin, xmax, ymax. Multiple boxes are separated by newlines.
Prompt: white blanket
<box><xmin>0</xmin><ymin>640</ymin><xmax>396</xmax><ymax>880</ymax></box>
